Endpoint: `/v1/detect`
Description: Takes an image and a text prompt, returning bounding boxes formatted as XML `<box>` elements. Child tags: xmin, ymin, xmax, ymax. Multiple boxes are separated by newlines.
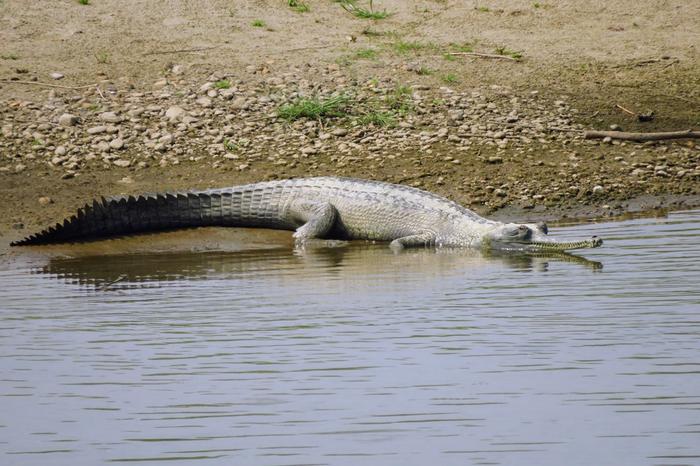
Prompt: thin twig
<box><xmin>95</xmin><ymin>85</ymin><xmax>106</xmax><ymax>100</ymax></box>
<box><xmin>584</xmin><ymin>129</ymin><xmax>700</xmax><ymax>142</ymax></box>
<box><xmin>446</xmin><ymin>52</ymin><xmax>518</xmax><ymax>61</ymax></box>
<box><xmin>615</xmin><ymin>103</ymin><xmax>637</xmax><ymax>116</ymax></box>
<box><xmin>142</xmin><ymin>45</ymin><xmax>220</xmax><ymax>56</ymax></box>
<box><xmin>0</xmin><ymin>79</ymin><xmax>96</xmax><ymax>90</ymax></box>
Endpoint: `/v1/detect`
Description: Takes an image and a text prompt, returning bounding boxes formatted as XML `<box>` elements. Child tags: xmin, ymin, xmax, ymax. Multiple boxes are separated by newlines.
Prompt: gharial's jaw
<box><xmin>524</xmin><ymin>236</ymin><xmax>603</xmax><ymax>252</ymax></box>
<box><xmin>484</xmin><ymin>234</ymin><xmax>604</xmax><ymax>252</ymax></box>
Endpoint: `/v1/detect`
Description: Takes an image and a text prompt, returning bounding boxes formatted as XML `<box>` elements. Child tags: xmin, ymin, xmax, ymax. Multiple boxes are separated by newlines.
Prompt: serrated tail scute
<box><xmin>10</xmin><ymin>184</ymin><xmax>284</xmax><ymax>246</ymax></box>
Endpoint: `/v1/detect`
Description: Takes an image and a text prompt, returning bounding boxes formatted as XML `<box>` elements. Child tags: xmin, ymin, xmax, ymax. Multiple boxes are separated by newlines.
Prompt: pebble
<box><xmin>159</xmin><ymin>134</ymin><xmax>174</xmax><ymax>145</ymax></box>
<box><xmin>109</xmin><ymin>138</ymin><xmax>125</xmax><ymax>150</ymax></box>
<box><xmin>196</xmin><ymin>97</ymin><xmax>213</xmax><ymax>108</ymax></box>
<box><xmin>99</xmin><ymin>111</ymin><xmax>121</xmax><ymax>123</ymax></box>
<box><xmin>96</xmin><ymin>141</ymin><xmax>110</xmax><ymax>153</ymax></box>
<box><xmin>58</xmin><ymin>113</ymin><xmax>79</xmax><ymax>127</ymax></box>
<box><xmin>55</xmin><ymin>146</ymin><xmax>67</xmax><ymax>156</ymax></box>
<box><xmin>87</xmin><ymin>125</ymin><xmax>107</xmax><ymax>135</ymax></box>
<box><xmin>592</xmin><ymin>185</ymin><xmax>604</xmax><ymax>194</ymax></box>
<box><xmin>231</xmin><ymin>97</ymin><xmax>249</xmax><ymax>110</ymax></box>
<box><xmin>113</xmin><ymin>159</ymin><xmax>131</xmax><ymax>167</ymax></box>
<box><xmin>38</xmin><ymin>196</ymin><xmax>52</xmax><ymax>206</ymax></box>
<box><xmin>165</xmin><ymin>105</ymin><xmax>186</xmax><ymax>123</ymax></box>
<box><xmin>50</xmin><ymin>72</ymin><xmax>64</xmax><ymax>80</ymax></box>
<box><xmin>332</xmin><ymin>128</ymin><xmax>349</xmax><ymax>137</ymax></box>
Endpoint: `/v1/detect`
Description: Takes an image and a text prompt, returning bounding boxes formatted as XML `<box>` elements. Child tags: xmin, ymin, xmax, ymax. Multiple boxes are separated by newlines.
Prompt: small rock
<box><xmin>99</xmin><ymin>111</ymin><xmax>121</xmax><ymax>123</ymax></box>
<box><xmin>493</xmin><ymin>131</ymin><xmax>506</xmax><ymax>139</ymax></box>
<box><xmin>96</xmin><ymin>141</ymin><xmax>110</xmax><ymax>153</ymax></box>
<box><xmin>55</xmin><ymin>146</ymin><xmax>67</xmax><ymax>156</ymax></box>
<box><xmin>602</xmin><ymin>136</ymin><xmax>612</xmax><ymax>144</ymax></box>
<box><xmin>592</xmin><ymin>185</ymin><xmax>604</xmax><ymax>194</ymax></box>
<box><xmin>109</xmin><ymin>138</ymin><xmax>124</xmax><ymax>150</ymax></box>
<box><xmin>609</xmin><ymin>124</ymin><xmax>622</xmax><ymax>131</ymax></box>
<box><xmin>487</xmin><ymin>156</ymin><xmax>503</xmax><ymax>164</ymax></box>
<box><xmin>87</xmin><ymin>125</ymin><xmax>107</xmax><ymax>135</ymax></box>
<box><xmin>50</xmin><ymin>72</ymin><xmax>64</xmax><ymax>80</ymax></box>
<box><xmin>171</xmin><ymin>64</ymin><xmax>185</xmax><ymax>75</ymax></box>
<box><xmin>153</xmin><ymin>79</ymin><xmax>168</xmax><ymax>89</ymax></box>
<box><xmin>158</xmin><ymin>134</ymin><xmax>174</xmax><ymax>145</ymax></box>
<box><xmin>332</xmin><ymin>128</ymin><xmax>348</xmax><ymax>137</ymax></box>
<box><xmin>14</xmin><ymin>163</ymin><xmax>26</xmax><ymax>173</ymax></box>
<box><xmin>165</xmin><ymin>105</ymin><xmax>186</xmax><ymax>123</ymax></box>
<box><xmin>58</xmin><ymin>113</ymin><xmax>79</xmax><ymax>127</ymax></box>
<box><xmin>231</xmin><ymin>97</ymin><xmax>249</xmax><ymax>110</ymax></box>
<box><xmin>220</xmin><ymin>88</ymin><xmax>235</xmax><ymax>100</ymax></box>
<box><xmin>38</xmin><ymin>196</ymin><xmax>52</xmax><ymax>206</ymax></box>
<box><xmin>117</xmin><ymin>176</ymin><xmax>134</xmax><ymax>184</ymax></box>
<box><xmin>196</xmin><ymin>97</ymin><xmax>213</xmax><ymax>108</ymax></box>
<box><xmin>112</xmin><ymin>159</ymin><xmax>131</xmax><ymax>168</ymax></box>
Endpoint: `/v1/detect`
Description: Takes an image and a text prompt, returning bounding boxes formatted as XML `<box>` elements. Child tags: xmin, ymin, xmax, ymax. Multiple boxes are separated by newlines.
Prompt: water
<box><xmin>1</xmin><ymin>211</ymin><xmax>699</xmax><ymax>466</ymax></box>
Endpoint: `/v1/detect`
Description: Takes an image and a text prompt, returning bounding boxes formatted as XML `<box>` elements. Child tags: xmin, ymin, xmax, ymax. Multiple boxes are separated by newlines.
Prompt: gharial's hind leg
<box><xmin>288</xmin><ymin>199</ymin><xmax>338</xmax><ymax>244</ymax></box>
<box><xmin>389</xmin><ymin>232</ymin><xmax>436</xmax><ymax>251</ymax></box>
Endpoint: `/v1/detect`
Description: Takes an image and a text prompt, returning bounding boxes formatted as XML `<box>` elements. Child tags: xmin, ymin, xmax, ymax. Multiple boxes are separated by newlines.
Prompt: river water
<box><xmin>1</xmin><ymin>210</ymin><xmax>699</xmax><ymax>466</ymax></box>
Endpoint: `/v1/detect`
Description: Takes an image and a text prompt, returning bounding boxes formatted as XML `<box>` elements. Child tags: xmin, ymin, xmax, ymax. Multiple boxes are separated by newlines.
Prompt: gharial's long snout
<box><xmin>528</xmin><ymin>236</ymin><xmax>603</xmax><ymax>252</ymax></box>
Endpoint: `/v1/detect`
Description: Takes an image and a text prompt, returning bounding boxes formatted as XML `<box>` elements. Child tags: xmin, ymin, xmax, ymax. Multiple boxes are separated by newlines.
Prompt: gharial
<box><xmin>11</xmin><ymin>177</ymin><xmax>602</xmax><ymax>252</ymax></box>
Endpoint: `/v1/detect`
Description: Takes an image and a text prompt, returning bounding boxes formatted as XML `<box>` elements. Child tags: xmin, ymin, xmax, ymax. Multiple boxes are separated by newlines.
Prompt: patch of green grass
<box><xmin>214</xmin><ymin>79</ymin><xmax>231</xmax><ymax>89</ymax></box>
<box><xmin>278</xmin><ymin>95</ymin><xmax>350</xmax><ymax>121</ymax></box>
<box><xmin>224</xmin><ymin>139</ymin><xmax>238</xmax><ymax>152</ymax></box>
<box><xmin>77</xmin><ymin>0</ymin><xmax>90</xmax><ymax>4</ymax></box>
<box><xmin>357</xmin><ymin>111</ymin><xmax>396</xmax><ymax>127</ymax></box>
<box><xmin>393</xmin><ymin>40</ymin><xmax>430</xmax><ymax>54</ymax></box>
<box><xmin>494</xmin><ymin>46</ymin><xmax>523</xmax><ymax>60</ymax></box>
<box><xmin>443</xmin><ymin>53</ymin><xmax>457</xmax><ymax>62</ymax></box>
<box><xmin>252</xmin><ymin>19</ymin><xmax>266</xmax><ymax>27</ymax></box>
<box><xmin>386</xmin><ymin>85</ymin><xmax>413</xmax><ymax>115</ymax></box>
<box><xmin>442</xmin><ymin>73</ymin><xmax>459</xmax><ymax>84</ymax></box>
<box><xmin>95</xmin><ymin>51</ymin><xmax>109</xmax><ymax>64</ymax></box>
<box><xmin>1</xmin><ymin>53</ymin><xmax>18</xmax><ymax>60</ymax></box>
<box><xmin>354</xmin><ymin>48</ymin><xmax>378</xmax><ymax>59</ymax></box>
<box><xmin>340</xmin><ymin>0</ymin><xmax>392</xmax><ymax>20</ymax></box>
<box><xmin>450</xmin><ymin>41</ymin><xmax>475</xmax><ymax>53</ymax></box>
<box><xmin>288</xmin><ymin>0</ymin><xmax>310</xmax><ymax>13</ymax></box>
<box><xmin>416</xmin><ymin>66</ymin><xmax>432</xmax><ymax>75</ymax></box>
<box><xmin>475</xmin><ymin>6</ymin><xmax>490</xmax><ymax>12</ymax></box>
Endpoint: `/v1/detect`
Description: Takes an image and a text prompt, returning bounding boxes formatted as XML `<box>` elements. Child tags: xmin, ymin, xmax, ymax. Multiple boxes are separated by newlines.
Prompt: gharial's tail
<box><xmin>10</xmin><ymin>188</ymin><xmax>287</xmax><ymax>246</ymax></box>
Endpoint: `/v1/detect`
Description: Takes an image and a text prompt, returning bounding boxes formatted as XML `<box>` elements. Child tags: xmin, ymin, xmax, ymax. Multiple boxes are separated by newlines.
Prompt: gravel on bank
<box><xmin>1</xmin><ymin>64</ymin><xmax>699</xmax><ymax>238</ymax></box>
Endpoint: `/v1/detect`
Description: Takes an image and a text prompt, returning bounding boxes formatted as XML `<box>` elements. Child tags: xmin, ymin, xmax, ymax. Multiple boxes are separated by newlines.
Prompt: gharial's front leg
<box><xmin>288</xmin><ymin>199</ymin><xmax>339</xmax><ymax>244</ymax></box>
<box><xmin>389</xmin><ymin>231</ymin><xmax>437</xmax><ymax>251</ymax></box>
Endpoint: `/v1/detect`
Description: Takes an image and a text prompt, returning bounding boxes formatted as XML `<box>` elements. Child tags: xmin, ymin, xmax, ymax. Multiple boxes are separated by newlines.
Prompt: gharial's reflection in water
<box><xmin>37</xmin><ymin>242</ymin><xmax>602</xmax><ymax>290</ymax></box>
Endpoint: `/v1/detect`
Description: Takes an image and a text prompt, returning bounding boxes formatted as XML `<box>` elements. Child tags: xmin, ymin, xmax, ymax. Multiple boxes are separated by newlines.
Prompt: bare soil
<box><xmin>1</xmin><ymin>0</ymin><xmax>699</xmax><ymax>252</ymax></box>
